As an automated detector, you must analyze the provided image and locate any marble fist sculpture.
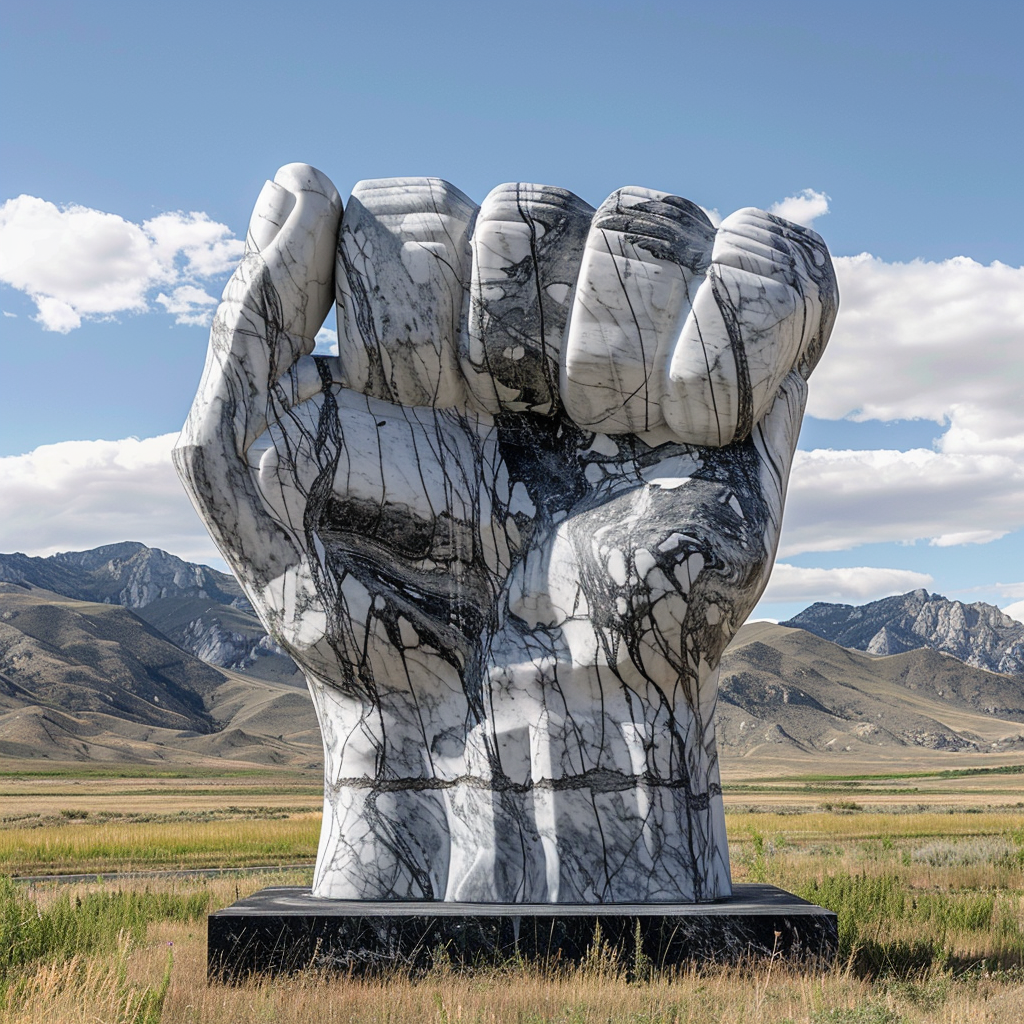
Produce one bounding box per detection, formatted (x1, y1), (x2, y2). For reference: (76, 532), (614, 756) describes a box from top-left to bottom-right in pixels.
(175, 164), (838, 903)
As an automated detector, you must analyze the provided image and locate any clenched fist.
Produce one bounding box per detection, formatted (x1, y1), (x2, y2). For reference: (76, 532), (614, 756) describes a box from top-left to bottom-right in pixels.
(175, 164), (837, 903)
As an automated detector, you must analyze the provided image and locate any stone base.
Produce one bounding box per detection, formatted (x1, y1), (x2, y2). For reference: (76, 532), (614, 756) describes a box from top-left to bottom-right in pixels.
(208, 885), (837, 979)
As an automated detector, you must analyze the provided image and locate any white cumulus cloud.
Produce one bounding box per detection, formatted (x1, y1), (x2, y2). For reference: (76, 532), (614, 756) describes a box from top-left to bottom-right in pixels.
(155, 285), (219, 327)
(1001, 601), (1024, 625)
(761, 564), (934, 604)
(313, 325), (339, 355)
(769, 189), (830, 228)
(808, 255), (1024, 453)
(0, 434), (220, 565)
(0, 195), (242, 332)
(774, 248), (1024, 563)
(780, 447), (1024, 556)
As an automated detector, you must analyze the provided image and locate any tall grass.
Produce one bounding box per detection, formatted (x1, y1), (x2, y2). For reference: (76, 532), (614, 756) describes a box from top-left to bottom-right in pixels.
(0, 876), (207, 979)
(0, 876), (203, 1024)
(4, 811), (1024, 1021)
(737, 824), (1024, 981)
(1, 941), (173, 1024)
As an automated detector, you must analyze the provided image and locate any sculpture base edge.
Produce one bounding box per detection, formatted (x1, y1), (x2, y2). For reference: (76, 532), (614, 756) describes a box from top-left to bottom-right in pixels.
(207, 884), (837, 979)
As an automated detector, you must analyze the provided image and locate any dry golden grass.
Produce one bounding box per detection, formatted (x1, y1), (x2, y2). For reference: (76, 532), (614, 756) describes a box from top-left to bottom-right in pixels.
(155, 940), (1024, 1024)
(6, 905), (1024, 1024)
(4, 804), (1023, 879)
(0, 814), (321, 875)
(0, 939), (170, 1024)
(730, 810), (1024, 841)
(3, 768), (1024, 1021)
(2, 845), (1024, 1023)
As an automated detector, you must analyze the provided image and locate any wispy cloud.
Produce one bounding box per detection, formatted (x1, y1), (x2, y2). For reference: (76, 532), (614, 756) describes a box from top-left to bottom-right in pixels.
(155, 285), (219, 326)
(0, 196), (242, 332)
(809, 255), (1024, 452)
(762, 564), (933, 604)
(781, 447), (1024, 556)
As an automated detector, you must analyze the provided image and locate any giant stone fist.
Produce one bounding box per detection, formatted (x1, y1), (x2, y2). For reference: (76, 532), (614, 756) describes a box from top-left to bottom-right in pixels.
(175, 164), (838, 903)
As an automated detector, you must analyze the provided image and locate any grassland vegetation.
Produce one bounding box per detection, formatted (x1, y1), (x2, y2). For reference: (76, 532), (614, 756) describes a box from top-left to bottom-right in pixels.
(1, 768), (1024, 1021)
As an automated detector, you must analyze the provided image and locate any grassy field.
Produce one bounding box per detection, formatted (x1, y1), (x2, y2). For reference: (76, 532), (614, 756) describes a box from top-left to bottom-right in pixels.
(2, 762), (1024, 1022)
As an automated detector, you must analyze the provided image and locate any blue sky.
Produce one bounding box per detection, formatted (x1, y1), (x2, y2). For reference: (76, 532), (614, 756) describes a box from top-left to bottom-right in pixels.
(1, 0), (1022, 622)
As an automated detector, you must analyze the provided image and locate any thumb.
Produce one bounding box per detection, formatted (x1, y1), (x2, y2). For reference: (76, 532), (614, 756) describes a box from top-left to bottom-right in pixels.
(223, 163), (342, 352)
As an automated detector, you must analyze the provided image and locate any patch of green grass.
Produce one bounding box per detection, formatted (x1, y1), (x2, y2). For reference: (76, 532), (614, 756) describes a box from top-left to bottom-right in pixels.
(794, 872), (1004, 976)
(0, 875), (207, 980)
(758, 764), (1024, 784)
(0, 877), (188, 1023)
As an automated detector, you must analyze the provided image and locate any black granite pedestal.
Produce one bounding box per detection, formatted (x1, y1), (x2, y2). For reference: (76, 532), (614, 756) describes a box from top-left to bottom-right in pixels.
(208, 885), (837, 979)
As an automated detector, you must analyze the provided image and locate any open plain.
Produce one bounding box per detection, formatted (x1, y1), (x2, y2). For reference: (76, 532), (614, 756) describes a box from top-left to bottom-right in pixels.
(2, 757), (1024, 1022)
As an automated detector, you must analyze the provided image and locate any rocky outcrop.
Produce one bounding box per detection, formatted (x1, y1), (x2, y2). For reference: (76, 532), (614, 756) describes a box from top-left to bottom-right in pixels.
(50, 542), (248, 610)
(783, 589), (1024, 675)
(178, 619), (286, 672)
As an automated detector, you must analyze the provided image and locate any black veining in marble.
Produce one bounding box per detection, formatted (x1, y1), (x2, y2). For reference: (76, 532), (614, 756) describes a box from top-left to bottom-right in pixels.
(175, 165), (838, 905)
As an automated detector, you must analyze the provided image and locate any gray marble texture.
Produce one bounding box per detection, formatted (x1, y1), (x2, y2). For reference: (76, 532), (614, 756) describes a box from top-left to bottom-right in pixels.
(175, 164), (838, 904)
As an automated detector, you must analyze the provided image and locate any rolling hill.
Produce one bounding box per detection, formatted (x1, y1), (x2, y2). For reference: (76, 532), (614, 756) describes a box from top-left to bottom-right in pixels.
(717, 621), (1024, 760)
(0, 582), (318, 765)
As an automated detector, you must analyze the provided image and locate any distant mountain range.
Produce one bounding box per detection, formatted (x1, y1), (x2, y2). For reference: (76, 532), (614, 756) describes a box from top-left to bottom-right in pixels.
(717, 621), (1024, 758)
(782, 589), (1024, 675)
(0, 543), (299, 683)
(1, 544), (1023, 766)
(0, 543), (312, 765)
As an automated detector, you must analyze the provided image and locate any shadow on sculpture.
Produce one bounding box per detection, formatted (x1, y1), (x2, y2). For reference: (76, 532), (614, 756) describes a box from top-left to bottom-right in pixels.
(175, 164), (839, 971)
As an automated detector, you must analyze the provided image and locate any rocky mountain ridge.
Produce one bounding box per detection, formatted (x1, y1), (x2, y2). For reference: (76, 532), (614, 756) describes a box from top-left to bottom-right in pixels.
(782, 589), (1024, 675)
(0, 542), (241, 609)
(0, 543), (297, 679)
(0, 582), (317, 765)
(0, 582), (221, 735)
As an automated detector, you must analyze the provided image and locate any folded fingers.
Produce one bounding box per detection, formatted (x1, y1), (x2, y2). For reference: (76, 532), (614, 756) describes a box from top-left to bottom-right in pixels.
(334, 177), (478, 408)
(462, 183), (593, 415)
(560, 187), (715, 434)
(328, 178), (837, 446)
(662, 209), (838, 445)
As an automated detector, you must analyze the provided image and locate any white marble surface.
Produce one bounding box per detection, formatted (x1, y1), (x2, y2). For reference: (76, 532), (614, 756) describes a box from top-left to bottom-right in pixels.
(175, 165), (838, 903)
